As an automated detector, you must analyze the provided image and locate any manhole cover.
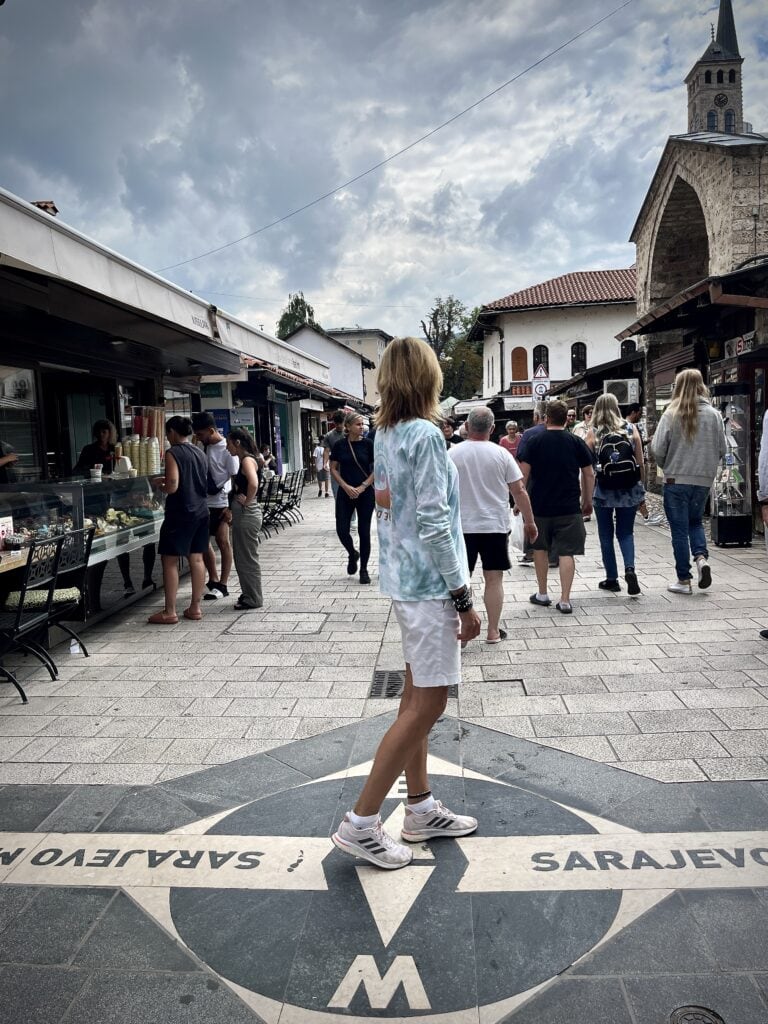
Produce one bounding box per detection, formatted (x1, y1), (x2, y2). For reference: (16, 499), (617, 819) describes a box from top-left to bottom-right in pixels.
(670, 1008), (725, 1024)
(370, 670), (458, 699)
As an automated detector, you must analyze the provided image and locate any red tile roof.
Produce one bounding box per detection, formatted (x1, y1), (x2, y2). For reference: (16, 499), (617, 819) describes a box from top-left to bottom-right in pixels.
(484, 268), (636, 312)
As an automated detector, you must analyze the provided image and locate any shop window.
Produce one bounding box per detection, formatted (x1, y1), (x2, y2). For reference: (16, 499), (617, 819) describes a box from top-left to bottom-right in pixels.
(716, 69), (724, 84)
(724, 109), (736, 133)
(571, 343), (587, 376)
(510, 347), (528, 382)
(532, 345), (549, 375)
(620, 339), (637, 357)
(704, 70), (712, 84)
(707, 110), (717, 131)
(729, 69), (736, 84)
(0, 366), (41, 482)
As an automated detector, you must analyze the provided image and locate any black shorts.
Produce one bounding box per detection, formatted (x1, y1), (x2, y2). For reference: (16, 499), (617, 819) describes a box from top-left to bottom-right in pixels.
(463, 532), (511, 573)
(158, 514), (210, 557)
(532, 514), (586, 557)
(209, 507), (229, 535)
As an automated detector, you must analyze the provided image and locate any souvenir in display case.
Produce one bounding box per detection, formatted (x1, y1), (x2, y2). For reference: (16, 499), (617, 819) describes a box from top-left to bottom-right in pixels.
(0, 475), (165, 564)
(711, 381), (753, 546)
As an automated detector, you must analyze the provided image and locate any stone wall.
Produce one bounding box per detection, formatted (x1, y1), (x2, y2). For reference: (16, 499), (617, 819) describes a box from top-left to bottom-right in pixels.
(633, 139), (768, 315)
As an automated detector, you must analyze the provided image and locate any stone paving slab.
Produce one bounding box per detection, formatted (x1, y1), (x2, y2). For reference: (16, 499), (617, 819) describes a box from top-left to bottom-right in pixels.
(1, 494), (768, 792)
(0, 716), (767, 1022)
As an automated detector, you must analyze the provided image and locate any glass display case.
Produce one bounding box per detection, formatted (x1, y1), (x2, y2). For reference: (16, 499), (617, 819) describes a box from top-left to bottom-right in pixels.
(0, 476), (165, 565)
(711, 382), (753, 546)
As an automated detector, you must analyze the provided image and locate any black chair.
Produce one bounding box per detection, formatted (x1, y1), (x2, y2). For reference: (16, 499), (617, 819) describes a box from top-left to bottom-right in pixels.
(47, 526), (96, 659)
(0, 536), (65, 704)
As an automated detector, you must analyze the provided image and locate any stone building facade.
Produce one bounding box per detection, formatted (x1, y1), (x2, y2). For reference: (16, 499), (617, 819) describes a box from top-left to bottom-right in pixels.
(631, 135), (768, 316)
(621, 0), (768, 492)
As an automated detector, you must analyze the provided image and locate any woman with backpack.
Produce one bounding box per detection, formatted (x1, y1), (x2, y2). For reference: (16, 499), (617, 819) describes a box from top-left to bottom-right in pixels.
(586, 393), (645, 595)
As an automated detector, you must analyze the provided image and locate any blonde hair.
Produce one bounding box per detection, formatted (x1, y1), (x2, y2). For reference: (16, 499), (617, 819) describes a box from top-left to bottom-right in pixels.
(666, 368), (708, 442)
(376, 337), (443, 428)
(591, 393), (624, 436)
(343, 411), (363, 430)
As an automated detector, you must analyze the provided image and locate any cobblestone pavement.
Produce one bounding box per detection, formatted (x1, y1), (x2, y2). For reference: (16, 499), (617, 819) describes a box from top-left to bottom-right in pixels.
(1, 489), (768, 785)
(2, 488), (768, 1024)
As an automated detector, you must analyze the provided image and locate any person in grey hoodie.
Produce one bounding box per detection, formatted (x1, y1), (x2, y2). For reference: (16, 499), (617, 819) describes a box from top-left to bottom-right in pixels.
(652, 369), (726, 594)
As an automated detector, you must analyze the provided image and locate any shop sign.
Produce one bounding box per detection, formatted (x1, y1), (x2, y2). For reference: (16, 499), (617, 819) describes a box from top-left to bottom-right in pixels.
(200, 383), (223, 398)
(230, 407), (256, 438)
(209, 408), (231, 435)
(724, 331), (756, 359)
(503, 396), (533, 411)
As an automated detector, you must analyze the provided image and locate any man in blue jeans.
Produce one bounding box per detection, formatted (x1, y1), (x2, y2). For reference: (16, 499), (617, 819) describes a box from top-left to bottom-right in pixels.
(651, 371), (726, 594)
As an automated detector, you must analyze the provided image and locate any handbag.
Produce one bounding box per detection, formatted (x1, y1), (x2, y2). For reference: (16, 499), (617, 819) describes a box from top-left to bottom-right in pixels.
(346, 439), (370, 495)
(509, 511), (526, 552)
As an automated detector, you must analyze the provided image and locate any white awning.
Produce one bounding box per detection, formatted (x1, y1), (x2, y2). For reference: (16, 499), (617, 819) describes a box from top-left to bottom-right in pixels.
(452, 398), (490, 415)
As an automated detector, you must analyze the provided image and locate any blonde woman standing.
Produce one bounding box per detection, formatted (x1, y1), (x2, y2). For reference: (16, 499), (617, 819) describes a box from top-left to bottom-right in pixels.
(586, 394), (644, 595)
(329, 412), (375, 584)
(652, 369), (726, 594)
(332, 337), (481, 871)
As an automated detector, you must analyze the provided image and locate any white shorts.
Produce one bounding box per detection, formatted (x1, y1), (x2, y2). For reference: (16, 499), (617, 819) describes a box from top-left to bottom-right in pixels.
(392, 598), (461, 688)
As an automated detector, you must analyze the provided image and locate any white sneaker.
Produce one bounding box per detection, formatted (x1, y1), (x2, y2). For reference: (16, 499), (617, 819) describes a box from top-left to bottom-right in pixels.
(696, 558), (712, 590)
(667, 580), (692, 595)
(401, 800), (478, 843)
(332, 814), (413, 870)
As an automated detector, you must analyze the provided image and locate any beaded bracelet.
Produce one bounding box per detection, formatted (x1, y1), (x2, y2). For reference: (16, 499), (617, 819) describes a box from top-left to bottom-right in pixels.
(451, 586), (474, 613)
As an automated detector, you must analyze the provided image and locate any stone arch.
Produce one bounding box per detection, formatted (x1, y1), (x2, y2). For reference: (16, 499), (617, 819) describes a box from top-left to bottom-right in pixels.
(648, 175), (710, 307)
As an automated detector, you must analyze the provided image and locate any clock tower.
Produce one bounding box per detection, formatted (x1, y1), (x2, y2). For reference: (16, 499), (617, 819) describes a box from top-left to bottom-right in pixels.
(685, 0), (744, 134)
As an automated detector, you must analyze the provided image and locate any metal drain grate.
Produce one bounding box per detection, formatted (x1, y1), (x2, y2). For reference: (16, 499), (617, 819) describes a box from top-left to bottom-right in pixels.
(370, 670), (458, 699)
(670, 1008), (725, 1024)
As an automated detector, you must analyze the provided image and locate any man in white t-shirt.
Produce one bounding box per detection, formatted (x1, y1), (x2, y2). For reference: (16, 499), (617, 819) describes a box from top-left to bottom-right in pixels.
(449, 406), (537, 643)
(191, 412), (239, 600)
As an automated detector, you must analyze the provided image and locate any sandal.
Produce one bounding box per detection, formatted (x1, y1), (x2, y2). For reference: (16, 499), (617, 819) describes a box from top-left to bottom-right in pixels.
(183, 608), (202, 621)
(529, 594), (551, 607)
(485, 628), (508, 645)
(147, 611), (179, 625)
(555, 602), (573, 614)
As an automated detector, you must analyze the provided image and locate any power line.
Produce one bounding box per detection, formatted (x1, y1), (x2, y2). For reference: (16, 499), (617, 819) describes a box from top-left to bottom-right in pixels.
(157, 0), (634, 273)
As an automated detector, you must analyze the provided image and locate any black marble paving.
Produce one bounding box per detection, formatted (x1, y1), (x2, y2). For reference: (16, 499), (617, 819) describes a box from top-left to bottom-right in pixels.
(0, 714), (767, 1023)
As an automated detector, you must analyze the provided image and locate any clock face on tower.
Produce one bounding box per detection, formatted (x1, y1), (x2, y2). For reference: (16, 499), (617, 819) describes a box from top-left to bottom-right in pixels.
(715, 93), (729, 107)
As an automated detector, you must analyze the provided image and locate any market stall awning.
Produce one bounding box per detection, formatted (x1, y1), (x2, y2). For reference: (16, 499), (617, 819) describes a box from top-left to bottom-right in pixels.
(0, 187), (240, 377)
(616, 260), (768, 342)
(243, 356), (370, 410)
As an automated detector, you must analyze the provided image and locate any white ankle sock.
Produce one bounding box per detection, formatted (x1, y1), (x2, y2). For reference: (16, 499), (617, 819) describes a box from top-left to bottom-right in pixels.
(406, 795), (437, 814)
(537, 593), (548, 601)
(349, 810), (377, 829)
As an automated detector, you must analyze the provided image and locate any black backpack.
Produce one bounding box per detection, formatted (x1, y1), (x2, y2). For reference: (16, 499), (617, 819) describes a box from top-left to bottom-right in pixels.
(596, 427), (640, 490)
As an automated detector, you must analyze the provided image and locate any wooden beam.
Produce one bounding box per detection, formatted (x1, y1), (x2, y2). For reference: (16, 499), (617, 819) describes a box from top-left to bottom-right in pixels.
(709, 282), (768, 308)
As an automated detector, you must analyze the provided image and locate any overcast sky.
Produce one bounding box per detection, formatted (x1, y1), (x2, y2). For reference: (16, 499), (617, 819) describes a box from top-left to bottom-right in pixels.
(1, 0), (766, 338)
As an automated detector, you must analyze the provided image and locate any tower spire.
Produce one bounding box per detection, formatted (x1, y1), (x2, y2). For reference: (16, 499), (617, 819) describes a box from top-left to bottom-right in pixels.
(715, 0), (740, 59)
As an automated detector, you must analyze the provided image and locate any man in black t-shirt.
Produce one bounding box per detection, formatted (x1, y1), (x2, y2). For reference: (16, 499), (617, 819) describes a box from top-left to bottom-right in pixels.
(518, 400), (594, 614)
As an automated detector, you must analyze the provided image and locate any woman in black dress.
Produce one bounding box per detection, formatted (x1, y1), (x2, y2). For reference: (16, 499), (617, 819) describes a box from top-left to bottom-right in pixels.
(148, 416), (209, 624)
(330, 412), (374, 584)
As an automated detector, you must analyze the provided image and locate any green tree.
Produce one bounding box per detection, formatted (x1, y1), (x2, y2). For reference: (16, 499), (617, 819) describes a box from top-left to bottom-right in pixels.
(440, 335), (483, 400)
(276, 291), (319, 339)
(419, 297), (483, 399)
(420, 295), (468, 362)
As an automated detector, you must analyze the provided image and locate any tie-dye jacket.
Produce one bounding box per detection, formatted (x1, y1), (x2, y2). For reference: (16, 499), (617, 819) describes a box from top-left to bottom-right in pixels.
(374, 419), (469, 601)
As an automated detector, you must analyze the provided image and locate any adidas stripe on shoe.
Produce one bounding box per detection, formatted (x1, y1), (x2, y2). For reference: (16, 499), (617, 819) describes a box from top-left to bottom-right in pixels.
(401, 800), (478, 843)
(332, 814), (412, 869)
